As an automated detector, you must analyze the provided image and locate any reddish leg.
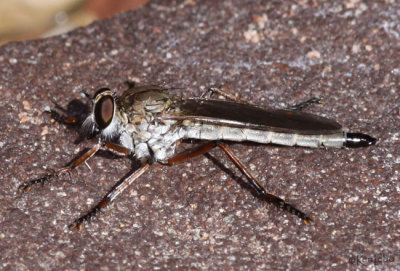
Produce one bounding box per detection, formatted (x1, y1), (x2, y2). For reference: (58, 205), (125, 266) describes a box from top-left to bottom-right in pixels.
(218, 143), (312, 224)
(69, 163), (150, 230)
(202, 86), (323, 112)
(71, 143), (217, 230)
(167, 141), (217, 165)
(19, 142), (103, 192)
(20, 141), (132, 192)
(47, 109), (79, 125)
(200, 86), (249, 104)
(167, 141), (312, 224)
(19, 141), (139, 230)
(23, 94), (151, 229)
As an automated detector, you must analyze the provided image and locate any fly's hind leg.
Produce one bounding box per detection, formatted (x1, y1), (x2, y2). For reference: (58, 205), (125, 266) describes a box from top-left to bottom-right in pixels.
(218, 143), (312, 224)
(167, 141), (311, 224)
(290, 97), (324, 110)
(201, 86), (249, 104)
(203, 86), (323, 111)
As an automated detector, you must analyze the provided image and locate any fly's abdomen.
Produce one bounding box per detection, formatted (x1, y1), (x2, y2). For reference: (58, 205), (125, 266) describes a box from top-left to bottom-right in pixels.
(184, 124), (345, 148)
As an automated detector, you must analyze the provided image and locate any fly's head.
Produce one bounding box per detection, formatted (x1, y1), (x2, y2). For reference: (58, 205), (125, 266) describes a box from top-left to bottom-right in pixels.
(82, 88), (121, 140)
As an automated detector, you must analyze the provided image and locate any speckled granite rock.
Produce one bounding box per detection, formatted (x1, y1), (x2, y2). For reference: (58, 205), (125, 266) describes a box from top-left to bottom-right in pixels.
(1, 0), (399, 270)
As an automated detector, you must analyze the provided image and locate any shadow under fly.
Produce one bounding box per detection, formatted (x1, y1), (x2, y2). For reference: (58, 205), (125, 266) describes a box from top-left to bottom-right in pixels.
(19, 84), (377, 230)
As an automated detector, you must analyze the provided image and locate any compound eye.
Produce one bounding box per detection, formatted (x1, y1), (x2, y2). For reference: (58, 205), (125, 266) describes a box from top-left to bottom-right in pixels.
(94, 95), (114, 129)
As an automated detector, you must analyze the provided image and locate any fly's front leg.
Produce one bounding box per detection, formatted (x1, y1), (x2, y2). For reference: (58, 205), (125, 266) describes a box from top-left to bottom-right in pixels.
(19, 142), (103, 192)
(290, 97), (324, 110)
(20, 140), (135, 229)
(69, 163), (150, 231)
(47, 109), (80, 125)
(19, 142), (131, 192)
(217, 143), (312, 224)
(70, 142), (217, 230)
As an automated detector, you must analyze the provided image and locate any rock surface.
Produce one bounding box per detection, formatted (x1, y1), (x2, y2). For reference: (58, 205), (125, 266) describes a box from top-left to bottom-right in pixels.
(1, 0), (399, 270)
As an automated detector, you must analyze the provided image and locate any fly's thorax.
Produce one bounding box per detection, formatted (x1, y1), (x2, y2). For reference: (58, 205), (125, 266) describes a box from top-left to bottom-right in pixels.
(145, 120), (184, 162)
(115, 86), (180, 155)
(118, 87), (174, 115)
(129, 117), (179, 144)
(115, 106), (183, 162)
(134, 118), (183, 162)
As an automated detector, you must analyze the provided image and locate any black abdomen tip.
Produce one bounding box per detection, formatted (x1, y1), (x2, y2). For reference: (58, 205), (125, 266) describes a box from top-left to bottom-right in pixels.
(345, 133), (377, 148)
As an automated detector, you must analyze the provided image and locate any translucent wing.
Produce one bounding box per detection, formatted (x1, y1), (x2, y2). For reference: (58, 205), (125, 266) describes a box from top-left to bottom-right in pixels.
(163, 98), (342, 135)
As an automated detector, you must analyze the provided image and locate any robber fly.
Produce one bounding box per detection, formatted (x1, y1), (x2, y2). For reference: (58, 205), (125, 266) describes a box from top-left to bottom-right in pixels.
(20, 84), (377, 230)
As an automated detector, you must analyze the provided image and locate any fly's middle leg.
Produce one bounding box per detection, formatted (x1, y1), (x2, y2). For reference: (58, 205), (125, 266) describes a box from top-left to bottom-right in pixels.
(167, 141), (217, 165)
(69, 163), (150, 231)
(19, 141), (134, 229)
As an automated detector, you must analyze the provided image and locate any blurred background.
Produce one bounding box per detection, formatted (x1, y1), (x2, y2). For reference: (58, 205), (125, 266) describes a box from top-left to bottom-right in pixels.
(0, 0), (151, 44)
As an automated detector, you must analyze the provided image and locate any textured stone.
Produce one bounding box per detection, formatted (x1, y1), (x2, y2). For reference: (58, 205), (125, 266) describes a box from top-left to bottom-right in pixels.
(1, 0), (399, 270)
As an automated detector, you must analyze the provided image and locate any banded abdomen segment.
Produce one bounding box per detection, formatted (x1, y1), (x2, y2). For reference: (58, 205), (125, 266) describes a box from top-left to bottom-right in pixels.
(183, 123), (345, 148)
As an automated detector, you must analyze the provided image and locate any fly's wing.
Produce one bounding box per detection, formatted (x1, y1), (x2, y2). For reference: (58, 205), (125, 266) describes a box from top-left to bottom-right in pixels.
(163, 98), (342, 135)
